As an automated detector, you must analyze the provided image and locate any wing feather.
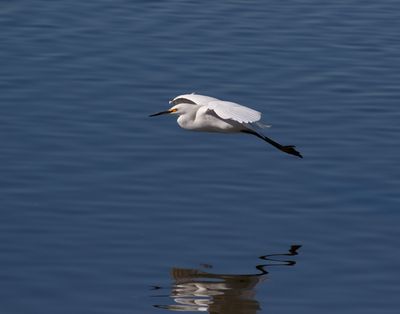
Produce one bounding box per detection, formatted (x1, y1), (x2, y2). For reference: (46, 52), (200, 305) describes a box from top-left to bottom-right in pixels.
(205, 100), (261, 123)
(171, 94), (219, 105)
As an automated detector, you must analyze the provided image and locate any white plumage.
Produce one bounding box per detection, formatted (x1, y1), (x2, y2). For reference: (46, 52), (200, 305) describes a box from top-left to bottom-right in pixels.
(207, 101), (261, 123)
(150, 93), (302, 158)
(170, 93), (261, 123)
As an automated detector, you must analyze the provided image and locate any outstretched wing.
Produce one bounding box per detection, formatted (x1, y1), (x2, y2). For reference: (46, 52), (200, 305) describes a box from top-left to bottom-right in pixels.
(170, 93), (219, 106)
(205, 100), (262, 123)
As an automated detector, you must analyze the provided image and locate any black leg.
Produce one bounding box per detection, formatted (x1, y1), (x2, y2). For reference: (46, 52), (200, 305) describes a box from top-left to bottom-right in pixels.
(241, 129), (303, 158)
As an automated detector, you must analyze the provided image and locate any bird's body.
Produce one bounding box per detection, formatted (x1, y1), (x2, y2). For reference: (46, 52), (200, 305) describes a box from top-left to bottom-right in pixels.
(150, 93), (302, 158)
(177, 104), (244, 133)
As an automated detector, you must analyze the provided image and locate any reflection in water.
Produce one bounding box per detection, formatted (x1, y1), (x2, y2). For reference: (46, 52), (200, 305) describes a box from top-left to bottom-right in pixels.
(153, 245), (301, 313)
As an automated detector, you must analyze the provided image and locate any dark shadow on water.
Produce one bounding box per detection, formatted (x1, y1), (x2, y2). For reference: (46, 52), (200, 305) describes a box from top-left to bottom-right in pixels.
(152, 245), (301, 313)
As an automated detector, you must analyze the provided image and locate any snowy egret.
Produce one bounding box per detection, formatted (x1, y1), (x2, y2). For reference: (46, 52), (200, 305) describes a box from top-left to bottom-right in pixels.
(149, 93), (302, 158)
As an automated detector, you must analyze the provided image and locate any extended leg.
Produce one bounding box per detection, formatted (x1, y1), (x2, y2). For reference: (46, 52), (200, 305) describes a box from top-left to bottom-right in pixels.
(241, 129), (303, 158)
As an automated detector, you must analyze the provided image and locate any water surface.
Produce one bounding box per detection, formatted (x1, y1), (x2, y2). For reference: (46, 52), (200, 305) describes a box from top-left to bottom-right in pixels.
(0, 1), (399, 313)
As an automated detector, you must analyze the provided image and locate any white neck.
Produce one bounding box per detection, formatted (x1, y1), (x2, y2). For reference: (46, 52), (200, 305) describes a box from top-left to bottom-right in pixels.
(177, 111), (196, 130)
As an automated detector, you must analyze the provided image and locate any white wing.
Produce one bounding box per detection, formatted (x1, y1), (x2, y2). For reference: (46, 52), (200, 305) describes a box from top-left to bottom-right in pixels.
(170, 93), (219, 105)
(205, 100), (262, 123)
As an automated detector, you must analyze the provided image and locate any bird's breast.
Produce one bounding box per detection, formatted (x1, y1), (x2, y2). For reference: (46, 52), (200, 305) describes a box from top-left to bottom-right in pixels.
(177, 111), (244, 133)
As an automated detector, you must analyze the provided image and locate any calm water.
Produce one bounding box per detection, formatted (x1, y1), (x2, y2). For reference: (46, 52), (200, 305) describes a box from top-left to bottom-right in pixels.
(1, 1), (399, 313)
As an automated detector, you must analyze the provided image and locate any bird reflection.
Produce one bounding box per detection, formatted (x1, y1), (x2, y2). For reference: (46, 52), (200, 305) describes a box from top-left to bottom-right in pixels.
(153, 245), (301, 313)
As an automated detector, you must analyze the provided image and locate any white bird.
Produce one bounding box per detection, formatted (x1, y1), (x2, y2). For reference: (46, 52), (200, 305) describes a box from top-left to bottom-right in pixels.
(149, 93), (302, 158)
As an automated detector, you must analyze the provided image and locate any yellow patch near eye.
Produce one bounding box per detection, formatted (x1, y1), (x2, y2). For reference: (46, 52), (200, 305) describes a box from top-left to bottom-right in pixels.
(170, 108), (178, 113)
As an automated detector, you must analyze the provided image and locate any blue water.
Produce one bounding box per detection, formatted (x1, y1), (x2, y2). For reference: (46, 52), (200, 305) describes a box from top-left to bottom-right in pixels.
(1, 1), (399, 313)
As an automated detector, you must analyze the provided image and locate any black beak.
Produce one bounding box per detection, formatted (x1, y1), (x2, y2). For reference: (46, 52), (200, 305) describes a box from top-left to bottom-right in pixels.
(149, 110), (171, 117)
